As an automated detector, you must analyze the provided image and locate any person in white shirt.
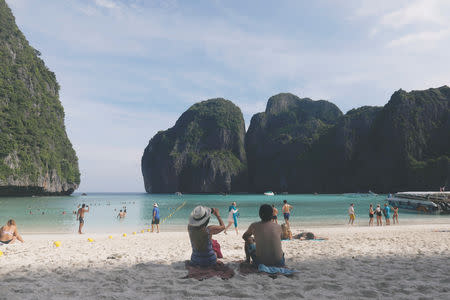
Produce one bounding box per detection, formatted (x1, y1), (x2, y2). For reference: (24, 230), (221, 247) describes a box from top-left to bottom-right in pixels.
(348, 203), (355, 225)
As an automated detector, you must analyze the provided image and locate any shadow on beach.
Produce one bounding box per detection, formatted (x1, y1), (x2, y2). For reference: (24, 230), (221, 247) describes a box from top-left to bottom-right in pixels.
(1, 254), (449, 300)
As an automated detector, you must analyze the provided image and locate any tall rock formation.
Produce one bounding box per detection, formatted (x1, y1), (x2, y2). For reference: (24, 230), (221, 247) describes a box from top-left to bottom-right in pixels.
(296, 86), (450, 193)
(245, 93), (342, 192)
(141, 98), (247, 193)
(0, 0), (80, 195)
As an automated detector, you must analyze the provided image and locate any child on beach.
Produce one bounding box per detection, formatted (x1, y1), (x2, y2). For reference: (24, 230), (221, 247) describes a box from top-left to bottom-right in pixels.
(281, 223), (292, 240)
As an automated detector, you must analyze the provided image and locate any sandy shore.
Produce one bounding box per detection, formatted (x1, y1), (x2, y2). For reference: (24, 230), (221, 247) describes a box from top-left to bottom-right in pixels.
(0, 224), (449, 299)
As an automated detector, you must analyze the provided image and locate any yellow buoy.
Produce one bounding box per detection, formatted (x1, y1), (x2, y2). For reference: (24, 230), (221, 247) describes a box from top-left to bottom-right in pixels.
(0, 250), (3, 256)
(141, 230), (144, 233)
(123, 233), (127, 237)
(87, 238), (94, 242)
(132, 231), (136, 235)
(108, 235), (113, 239)
(54, 241), (61, 247)
(147, 229), (150, 232)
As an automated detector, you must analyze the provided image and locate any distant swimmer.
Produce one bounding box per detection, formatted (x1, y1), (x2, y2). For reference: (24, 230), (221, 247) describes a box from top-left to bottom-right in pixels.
(282, 200), (293, 228)
(348, 203), (355, 225)
(77, 204), (89, 234)
(272, 204), (278, 224)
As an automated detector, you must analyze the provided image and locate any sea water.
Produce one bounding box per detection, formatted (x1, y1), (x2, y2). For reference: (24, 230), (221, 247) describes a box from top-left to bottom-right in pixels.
(0, 193), (449, 234)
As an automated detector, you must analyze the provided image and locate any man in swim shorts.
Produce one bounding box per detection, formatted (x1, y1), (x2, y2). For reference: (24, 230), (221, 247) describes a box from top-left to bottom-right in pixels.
(272, 204), (278, 224)
(77, 204), (89, 234)
(282, 200), (293, 228)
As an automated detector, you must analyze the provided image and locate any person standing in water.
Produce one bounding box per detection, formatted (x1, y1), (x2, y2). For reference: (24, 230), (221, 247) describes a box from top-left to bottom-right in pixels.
(151, 203), (160, 233)
(77, 204), (89, 234)
(393, 206), (399, 224)
(384, 203), (391, 226)
(224, 202), (239, 235)
(272, 204), (278, 224)
(282, 200), (293, 228)
(369, 204), (374, 226)
(375, 204), (383, 226)
(348, 203), (355, 225)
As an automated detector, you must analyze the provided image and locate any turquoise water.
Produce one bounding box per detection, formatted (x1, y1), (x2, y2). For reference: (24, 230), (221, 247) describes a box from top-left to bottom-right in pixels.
(0, 193), (449, 233)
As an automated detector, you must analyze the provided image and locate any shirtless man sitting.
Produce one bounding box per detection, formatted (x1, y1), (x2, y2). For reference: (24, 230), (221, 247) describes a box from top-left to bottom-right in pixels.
(243, 204), (284, 266)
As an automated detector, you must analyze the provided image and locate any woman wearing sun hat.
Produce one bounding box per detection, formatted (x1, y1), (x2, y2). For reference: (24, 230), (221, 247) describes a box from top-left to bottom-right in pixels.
(188, 206), (225, 267)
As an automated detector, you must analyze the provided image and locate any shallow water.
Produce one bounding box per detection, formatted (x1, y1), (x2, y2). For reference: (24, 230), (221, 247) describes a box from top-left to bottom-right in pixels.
(0, 193), (449, 233)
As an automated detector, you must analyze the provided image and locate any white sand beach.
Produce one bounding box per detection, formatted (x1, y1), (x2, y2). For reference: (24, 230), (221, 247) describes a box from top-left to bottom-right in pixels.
(0, 224), (449, 299)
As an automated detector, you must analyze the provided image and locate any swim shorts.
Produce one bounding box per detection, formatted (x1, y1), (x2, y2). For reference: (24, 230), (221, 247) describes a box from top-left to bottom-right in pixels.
(272, 215), (278, 220)
(79, 217), (84, 224)
(152, 218), (160, 225)
(283, 213), (290, 220)
(350, 214), (355, 220)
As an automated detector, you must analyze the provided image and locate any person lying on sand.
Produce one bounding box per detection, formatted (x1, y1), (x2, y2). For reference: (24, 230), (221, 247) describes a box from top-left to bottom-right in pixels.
(188, 206), (225, 267)
(0, 219), (24, 244)
(293, 232), (328, 240)
(243, 204), (285, 266)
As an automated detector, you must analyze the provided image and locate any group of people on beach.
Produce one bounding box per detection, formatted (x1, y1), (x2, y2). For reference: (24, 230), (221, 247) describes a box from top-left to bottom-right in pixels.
(348, 203), (399, 226)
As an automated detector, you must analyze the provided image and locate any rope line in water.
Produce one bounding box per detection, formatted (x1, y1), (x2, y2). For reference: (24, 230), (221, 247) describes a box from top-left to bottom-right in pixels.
(161, 201), (187, 224)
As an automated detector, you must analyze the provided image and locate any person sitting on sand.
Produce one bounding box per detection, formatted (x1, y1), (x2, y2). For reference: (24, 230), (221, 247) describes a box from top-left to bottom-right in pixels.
(243, 204), (285, 266)
(281, 223), (292, 240)
(0, 219), (24, 244)
(188, 206), (225, 267)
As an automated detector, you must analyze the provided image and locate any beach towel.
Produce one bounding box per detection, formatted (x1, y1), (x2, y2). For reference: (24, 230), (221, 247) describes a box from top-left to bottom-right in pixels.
(238, 261), (297, 277)
(184, 260), (234, 280)
(211, 239), (223, 259)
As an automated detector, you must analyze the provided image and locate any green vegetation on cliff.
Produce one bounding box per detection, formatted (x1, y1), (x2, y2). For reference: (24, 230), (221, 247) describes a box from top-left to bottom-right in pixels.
(142, 98), (247, 193)
(0, 0), (79, 195)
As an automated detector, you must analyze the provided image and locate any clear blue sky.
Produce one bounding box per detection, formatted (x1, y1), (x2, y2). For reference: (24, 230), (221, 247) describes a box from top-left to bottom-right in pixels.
(7, 0), (450, 192)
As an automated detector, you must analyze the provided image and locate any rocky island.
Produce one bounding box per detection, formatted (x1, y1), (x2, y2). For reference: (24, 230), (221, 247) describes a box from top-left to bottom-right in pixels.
(0, 0), (80, 195)
(142, 87), (449, 194)
(141, 98), (247, 193)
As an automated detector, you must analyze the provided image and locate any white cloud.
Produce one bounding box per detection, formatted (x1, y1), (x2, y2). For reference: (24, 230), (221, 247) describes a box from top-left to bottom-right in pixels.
(94, 0), (119, 10)
(387, 29), (450, 48)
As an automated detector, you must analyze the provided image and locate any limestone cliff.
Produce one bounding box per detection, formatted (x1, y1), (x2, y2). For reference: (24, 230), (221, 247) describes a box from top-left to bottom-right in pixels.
(245, 93), (342, 192)
(141, 98), (247, 193)
(0, 0), (80, 195)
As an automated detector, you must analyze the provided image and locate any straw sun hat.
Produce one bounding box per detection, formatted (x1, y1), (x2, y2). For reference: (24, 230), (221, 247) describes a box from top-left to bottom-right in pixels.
(188, 206), (211, 227)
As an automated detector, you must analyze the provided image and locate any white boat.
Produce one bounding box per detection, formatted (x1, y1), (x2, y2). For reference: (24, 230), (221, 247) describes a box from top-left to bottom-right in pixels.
(264, 191), (274, 196)
(387, 191), (450, 213)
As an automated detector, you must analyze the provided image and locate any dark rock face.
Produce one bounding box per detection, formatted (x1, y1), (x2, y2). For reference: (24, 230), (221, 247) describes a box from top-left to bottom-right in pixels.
(245, 93), (342, 192)
(295, 87), (450, 193)
(0, 0), (80, 196)
(141, 99), (247, 193)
